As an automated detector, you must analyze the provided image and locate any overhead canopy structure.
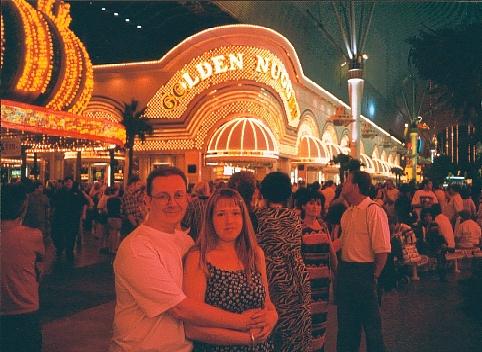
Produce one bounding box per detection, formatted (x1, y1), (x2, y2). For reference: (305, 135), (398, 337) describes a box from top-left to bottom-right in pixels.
(205, 117), (279, 163)
(326, 143), (350, 160)
(360, 153), (375, 173)
(294, 135), (330, 165)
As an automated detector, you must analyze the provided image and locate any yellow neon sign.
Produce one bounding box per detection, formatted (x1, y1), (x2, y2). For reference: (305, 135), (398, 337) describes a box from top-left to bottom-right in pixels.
(146, 46), (300, 123)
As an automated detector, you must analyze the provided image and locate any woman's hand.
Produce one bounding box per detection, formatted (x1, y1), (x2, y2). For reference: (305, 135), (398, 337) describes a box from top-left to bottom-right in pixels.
(249, 307), (278, 341)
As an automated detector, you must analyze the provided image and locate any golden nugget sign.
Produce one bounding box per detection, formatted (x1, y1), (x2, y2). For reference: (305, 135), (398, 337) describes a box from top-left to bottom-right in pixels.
(146, 46), (300, 122)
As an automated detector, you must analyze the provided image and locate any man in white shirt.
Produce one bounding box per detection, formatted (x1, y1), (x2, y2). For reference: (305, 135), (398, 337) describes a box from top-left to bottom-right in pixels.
(455, 210), (481, 248)
(411, 180), (438, 220)
(444, 184), (464, 227)
(432, 204), (455, 249)
(337, 171), (391, 352)
(110, 166), (265, 351)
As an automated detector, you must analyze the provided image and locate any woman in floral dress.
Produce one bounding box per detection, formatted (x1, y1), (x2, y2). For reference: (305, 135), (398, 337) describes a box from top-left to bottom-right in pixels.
(183, 188), (277, 351)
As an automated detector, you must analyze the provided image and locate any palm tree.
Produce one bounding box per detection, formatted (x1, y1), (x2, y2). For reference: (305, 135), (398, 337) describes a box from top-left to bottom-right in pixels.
(121, 100), (153, 181)
(390, 167), (404, 186)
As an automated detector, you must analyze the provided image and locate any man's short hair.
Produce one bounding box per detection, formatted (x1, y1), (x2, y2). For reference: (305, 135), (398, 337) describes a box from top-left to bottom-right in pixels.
(350, 170), (372, 196)
(1, 184), (27, 220)
(127, 175), (140, 186)
(146, 166), (187, 196)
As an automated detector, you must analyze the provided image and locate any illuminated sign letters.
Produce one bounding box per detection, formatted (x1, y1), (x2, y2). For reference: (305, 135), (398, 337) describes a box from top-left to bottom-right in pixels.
(147, 46), (300, 122)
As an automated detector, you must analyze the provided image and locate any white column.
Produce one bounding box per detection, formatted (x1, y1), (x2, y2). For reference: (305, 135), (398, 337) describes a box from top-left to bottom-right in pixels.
(348, 69), (364, 160)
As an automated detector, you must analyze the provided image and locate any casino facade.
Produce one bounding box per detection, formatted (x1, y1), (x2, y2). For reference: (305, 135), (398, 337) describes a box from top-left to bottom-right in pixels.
(87, 24), (404, 184)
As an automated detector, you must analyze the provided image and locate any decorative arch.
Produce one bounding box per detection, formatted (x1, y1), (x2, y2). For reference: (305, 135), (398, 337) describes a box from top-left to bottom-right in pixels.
(340, 134), (350, 147)
(297, 110), (320, 138)
(388, 152), (395, 165)
(321, 123), (338, 145)
(360, 140), (365, 155)
(380, 150), (388, 162)
(372, 145), (381, 160)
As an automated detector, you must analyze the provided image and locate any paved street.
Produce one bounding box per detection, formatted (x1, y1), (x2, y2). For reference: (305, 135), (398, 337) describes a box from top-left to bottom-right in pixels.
(40, 233), (482, 352)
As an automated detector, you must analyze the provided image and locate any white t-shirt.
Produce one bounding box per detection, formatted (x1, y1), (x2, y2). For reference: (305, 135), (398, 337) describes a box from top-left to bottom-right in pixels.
(340, 197), (391, 262)
(412, 190), (438, 208)
(110, 225), (194, 352)
(435, 214), (455, 248)
(444, 193), (464, 224)
(455, 219), (481, 247)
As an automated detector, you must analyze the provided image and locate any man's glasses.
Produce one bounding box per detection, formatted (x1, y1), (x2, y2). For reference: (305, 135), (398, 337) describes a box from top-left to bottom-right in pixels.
(149, 191), (186, 204)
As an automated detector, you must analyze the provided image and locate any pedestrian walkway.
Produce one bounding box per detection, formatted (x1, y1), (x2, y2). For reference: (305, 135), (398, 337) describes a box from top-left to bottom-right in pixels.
(40, 233), (482, 352)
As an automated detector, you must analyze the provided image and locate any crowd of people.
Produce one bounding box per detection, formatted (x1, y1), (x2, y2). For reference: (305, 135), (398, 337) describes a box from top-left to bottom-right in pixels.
(1, 166), (481, 352)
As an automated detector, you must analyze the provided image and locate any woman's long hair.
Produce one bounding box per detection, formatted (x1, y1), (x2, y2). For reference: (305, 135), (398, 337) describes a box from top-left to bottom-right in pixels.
(196, 188), (259, 282)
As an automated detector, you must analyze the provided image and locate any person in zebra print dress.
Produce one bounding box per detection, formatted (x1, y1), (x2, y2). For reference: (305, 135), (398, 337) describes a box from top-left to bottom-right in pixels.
(255, 172), (312, 352)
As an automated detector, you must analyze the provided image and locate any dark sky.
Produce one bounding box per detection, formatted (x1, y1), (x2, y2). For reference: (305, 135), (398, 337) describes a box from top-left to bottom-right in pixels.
(68, 1), (238, 64)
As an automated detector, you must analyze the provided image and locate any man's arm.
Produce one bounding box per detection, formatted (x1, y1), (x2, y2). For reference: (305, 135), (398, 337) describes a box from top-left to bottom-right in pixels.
(368, 205), (391, 278)
(175, 250), (261, 332)
(374, 253), (388, 279)
(185, 326), (254, 345)
(169, 297), (257, 331)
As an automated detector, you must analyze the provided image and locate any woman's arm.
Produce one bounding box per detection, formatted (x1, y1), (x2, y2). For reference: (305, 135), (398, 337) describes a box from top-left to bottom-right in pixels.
(182, 250), (255, 343)
(254, 246), (278, 341)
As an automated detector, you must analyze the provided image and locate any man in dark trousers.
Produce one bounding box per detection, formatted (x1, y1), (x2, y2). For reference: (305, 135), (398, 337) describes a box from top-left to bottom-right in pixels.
(51, 176), (89, 261)
(337, 171), (391, 352)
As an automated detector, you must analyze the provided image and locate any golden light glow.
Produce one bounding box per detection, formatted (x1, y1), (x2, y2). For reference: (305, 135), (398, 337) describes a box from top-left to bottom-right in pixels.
(64, 151), (125, 161)
(13, 0), (53, 93)
(37, 0), (92, 113)
(2, 0), (92, 113)
(83, 99), (123, 123)
(134, 88), (295, 153)
(69, 35), (94, 114)
(1, 14), (4, 70)
(145, 46), (300, 124)
(1, 100), (126, 146)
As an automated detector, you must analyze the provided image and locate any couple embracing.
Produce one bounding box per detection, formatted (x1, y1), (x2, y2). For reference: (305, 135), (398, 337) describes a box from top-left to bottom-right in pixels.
(109, 166), (277, 352)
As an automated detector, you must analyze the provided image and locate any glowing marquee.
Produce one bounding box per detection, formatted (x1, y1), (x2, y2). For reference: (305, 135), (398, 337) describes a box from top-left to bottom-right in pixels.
(146, 46), (300, 123)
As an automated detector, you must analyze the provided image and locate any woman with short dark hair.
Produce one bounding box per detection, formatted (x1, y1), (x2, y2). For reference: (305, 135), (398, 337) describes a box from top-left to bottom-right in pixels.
(254, 172), (312, 352)
(298, 189), (337, 352)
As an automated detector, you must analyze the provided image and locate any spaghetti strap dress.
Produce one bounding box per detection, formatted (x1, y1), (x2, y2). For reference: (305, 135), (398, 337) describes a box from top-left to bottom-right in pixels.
(193, 262), (274, 352)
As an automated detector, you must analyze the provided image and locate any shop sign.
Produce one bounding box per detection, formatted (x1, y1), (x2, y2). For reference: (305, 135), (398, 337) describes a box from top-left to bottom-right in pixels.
(147, 46), (300, 123)
(0, 137), (21, 157)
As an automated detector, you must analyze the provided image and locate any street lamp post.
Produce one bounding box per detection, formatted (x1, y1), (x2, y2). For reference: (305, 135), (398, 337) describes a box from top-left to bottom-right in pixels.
(308, 1), (375, 160)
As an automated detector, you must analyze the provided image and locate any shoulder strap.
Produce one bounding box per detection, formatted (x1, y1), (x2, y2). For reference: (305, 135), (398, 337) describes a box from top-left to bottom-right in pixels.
(366, 201), (381, 233)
